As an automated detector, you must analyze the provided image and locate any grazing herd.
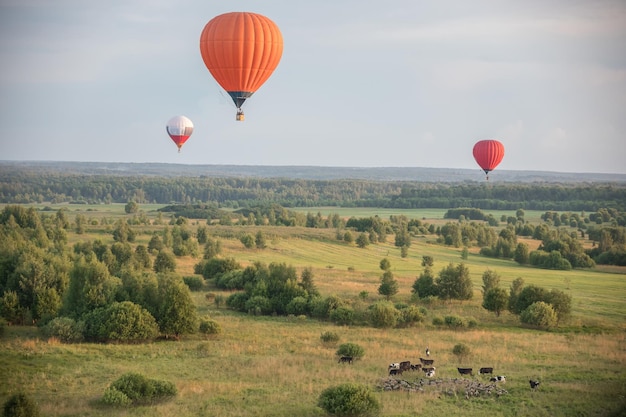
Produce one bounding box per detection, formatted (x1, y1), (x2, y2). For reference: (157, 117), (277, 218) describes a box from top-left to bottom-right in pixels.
(338, 347), (540, 390)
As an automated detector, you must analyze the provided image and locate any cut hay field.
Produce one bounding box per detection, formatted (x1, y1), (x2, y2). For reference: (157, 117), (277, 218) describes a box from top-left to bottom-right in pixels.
(1, 204), (625, 416)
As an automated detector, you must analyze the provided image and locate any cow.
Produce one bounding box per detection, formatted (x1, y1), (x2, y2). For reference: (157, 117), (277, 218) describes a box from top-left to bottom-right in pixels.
(338, 356), (353, 364)
(529, 380), (541, 390)
(422, 366), (435, 374)
(457, 367), (473, 376)
(388, 362), (400, 371)
(410, 364), (422, 371)
(479, 367), (494, 375)
(419, 358), (434, 366)
(399, 361), (411, 372)
(389, 368), (403, 376)
(425, 369), (435, 378)
(490, 375), (506, 383)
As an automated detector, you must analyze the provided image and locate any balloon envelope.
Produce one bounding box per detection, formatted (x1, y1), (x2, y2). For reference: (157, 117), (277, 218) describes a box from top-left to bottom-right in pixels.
(166, 116), (194, 152)
(199, 12), (283, 113)
(473, 140), (504, 177)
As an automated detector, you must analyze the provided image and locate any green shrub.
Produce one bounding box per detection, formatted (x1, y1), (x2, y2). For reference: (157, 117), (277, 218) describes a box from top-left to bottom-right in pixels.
(106, 373), (176, 405)
(444, 315), (466, 329)
(398, 305), (425, 327)
(336, 343), (364, 360)
(453, 343), (471, 360)
(320, 331), (340, 345)
(182, 276), (204, 291)
(330, 306), (355, 326)
(286, 296), (309, 316)
(101, 387), (132, 407)
(432, 316), (444, 326)
(83, 302), (159, 343)
(317, 383), (380, 416)
(43, 317), (84, 343)
(199, 317), (222, 336)
(520, 301), (558, 329)
(368, 301), (399, 328)
(2, 393), (40, 417)
(467, 317), (478, 328)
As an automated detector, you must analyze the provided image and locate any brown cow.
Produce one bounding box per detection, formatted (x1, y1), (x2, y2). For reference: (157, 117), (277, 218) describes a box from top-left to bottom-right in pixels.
(479, 367), (493, 375)
(419, 358), (434, 366)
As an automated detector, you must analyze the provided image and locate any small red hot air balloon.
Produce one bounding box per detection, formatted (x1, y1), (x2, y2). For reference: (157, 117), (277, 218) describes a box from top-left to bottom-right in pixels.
(199, 12), (283, 121)
(473, 140), (504, 180)
(166, 116), (194, 153)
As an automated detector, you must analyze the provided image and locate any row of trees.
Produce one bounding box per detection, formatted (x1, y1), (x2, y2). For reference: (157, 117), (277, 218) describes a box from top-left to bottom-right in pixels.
(2, 167), (624, 211)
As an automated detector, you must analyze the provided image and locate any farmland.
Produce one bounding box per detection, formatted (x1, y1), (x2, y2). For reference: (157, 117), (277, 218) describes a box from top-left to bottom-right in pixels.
(1, 202), (626, 416)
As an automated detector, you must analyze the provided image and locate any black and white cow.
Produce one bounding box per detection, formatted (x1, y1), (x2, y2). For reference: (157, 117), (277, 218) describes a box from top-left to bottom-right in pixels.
(490, 375), (506, 383)
(338, 356), (353, 364)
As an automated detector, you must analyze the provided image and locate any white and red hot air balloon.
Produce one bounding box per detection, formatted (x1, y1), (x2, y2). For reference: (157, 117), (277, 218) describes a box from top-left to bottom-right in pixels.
(166, 116), (194, 152)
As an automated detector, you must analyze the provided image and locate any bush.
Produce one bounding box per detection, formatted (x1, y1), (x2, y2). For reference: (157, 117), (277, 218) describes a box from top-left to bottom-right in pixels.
(520, 301), (558, 329)
(198, 317), (222, 336)
(330, 306), (355, 326)
(286, 296), (309, 316)
(398, 305), (425, 327)
(336, 343), (365, 360)
(317, 383), (380, 417)
(444, 315), (466, 329)
(43, 317), (84, 343)
(2, 393), (40, 417)
(105, 373), (176, 405)
(182, 276), (204, 291)
(432, 316), (444, 326)
(368, 301), (399, 328)
(320, 331), (340, 345)
(83, 302), (159, 343)
(453, 343), (471, 360)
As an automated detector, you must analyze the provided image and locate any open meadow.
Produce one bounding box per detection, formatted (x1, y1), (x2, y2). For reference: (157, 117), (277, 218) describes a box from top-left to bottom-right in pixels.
(1, 204), (626, 416)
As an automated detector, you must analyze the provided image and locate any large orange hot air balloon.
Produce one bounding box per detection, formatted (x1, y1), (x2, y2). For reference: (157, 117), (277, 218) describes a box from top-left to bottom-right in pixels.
(199, 12), (283, 121)
(473, 140), (505, 180)
(166, 116), (194, 153)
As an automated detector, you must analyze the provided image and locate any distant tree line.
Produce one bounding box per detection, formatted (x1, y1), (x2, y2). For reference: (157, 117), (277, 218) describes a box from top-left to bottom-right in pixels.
(1, 169), (625, 211)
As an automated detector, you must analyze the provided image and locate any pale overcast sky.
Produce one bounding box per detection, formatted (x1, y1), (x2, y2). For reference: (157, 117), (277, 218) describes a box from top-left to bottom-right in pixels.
(0, 0), (625, 174)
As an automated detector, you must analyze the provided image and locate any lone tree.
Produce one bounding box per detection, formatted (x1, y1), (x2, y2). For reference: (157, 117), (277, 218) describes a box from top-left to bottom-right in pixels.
(481, 269), (501, 294)
(378, 270), (398, 301)
(411, 266), (438, 299)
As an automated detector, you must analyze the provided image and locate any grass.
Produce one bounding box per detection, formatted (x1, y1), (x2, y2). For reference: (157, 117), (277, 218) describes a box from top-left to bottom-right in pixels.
(1, 204), (626, 416)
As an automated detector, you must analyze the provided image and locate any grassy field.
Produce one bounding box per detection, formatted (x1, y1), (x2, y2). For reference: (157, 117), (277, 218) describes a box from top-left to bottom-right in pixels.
(1, 203), (626, 416)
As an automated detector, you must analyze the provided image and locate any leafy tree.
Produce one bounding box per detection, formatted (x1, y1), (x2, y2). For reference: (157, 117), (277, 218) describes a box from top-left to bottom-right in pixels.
(411, 266), (438, 299)
(421, 256), (434, 267)
(520, 301), (558, 329)
(343, 231), (353, 244)
(508, 277), (525, 314)
(154, 274), (198, 338)
(452, 343), (471, 362)
(378, 270), (398, 300)
(196, 225), (208, 244)
(153, 250), (176, 273)
(513, 284), (549, 315)
(124, 201), (139, 214)
(461, 246), (469, 260)
(318, 383), (380, 417)
(148, 234), (164, 254)
(514, 242), (530, 264)
(255, 231), (267, 249)
(112, 220), (136, 243)
(300, 267), (319, 297)
(203, 237), (222, 259)
(546, 288), (572, 324)
(379, 258), (391, 271)
(335, 342), (365, 360)
(481, 269), (501, 294)
(356, 233), (369, 248)
(436, 263), (473, 301)
(482, 287), (509, 317)
(240, 233), (255, 248)
(64, 256), (121, 318)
